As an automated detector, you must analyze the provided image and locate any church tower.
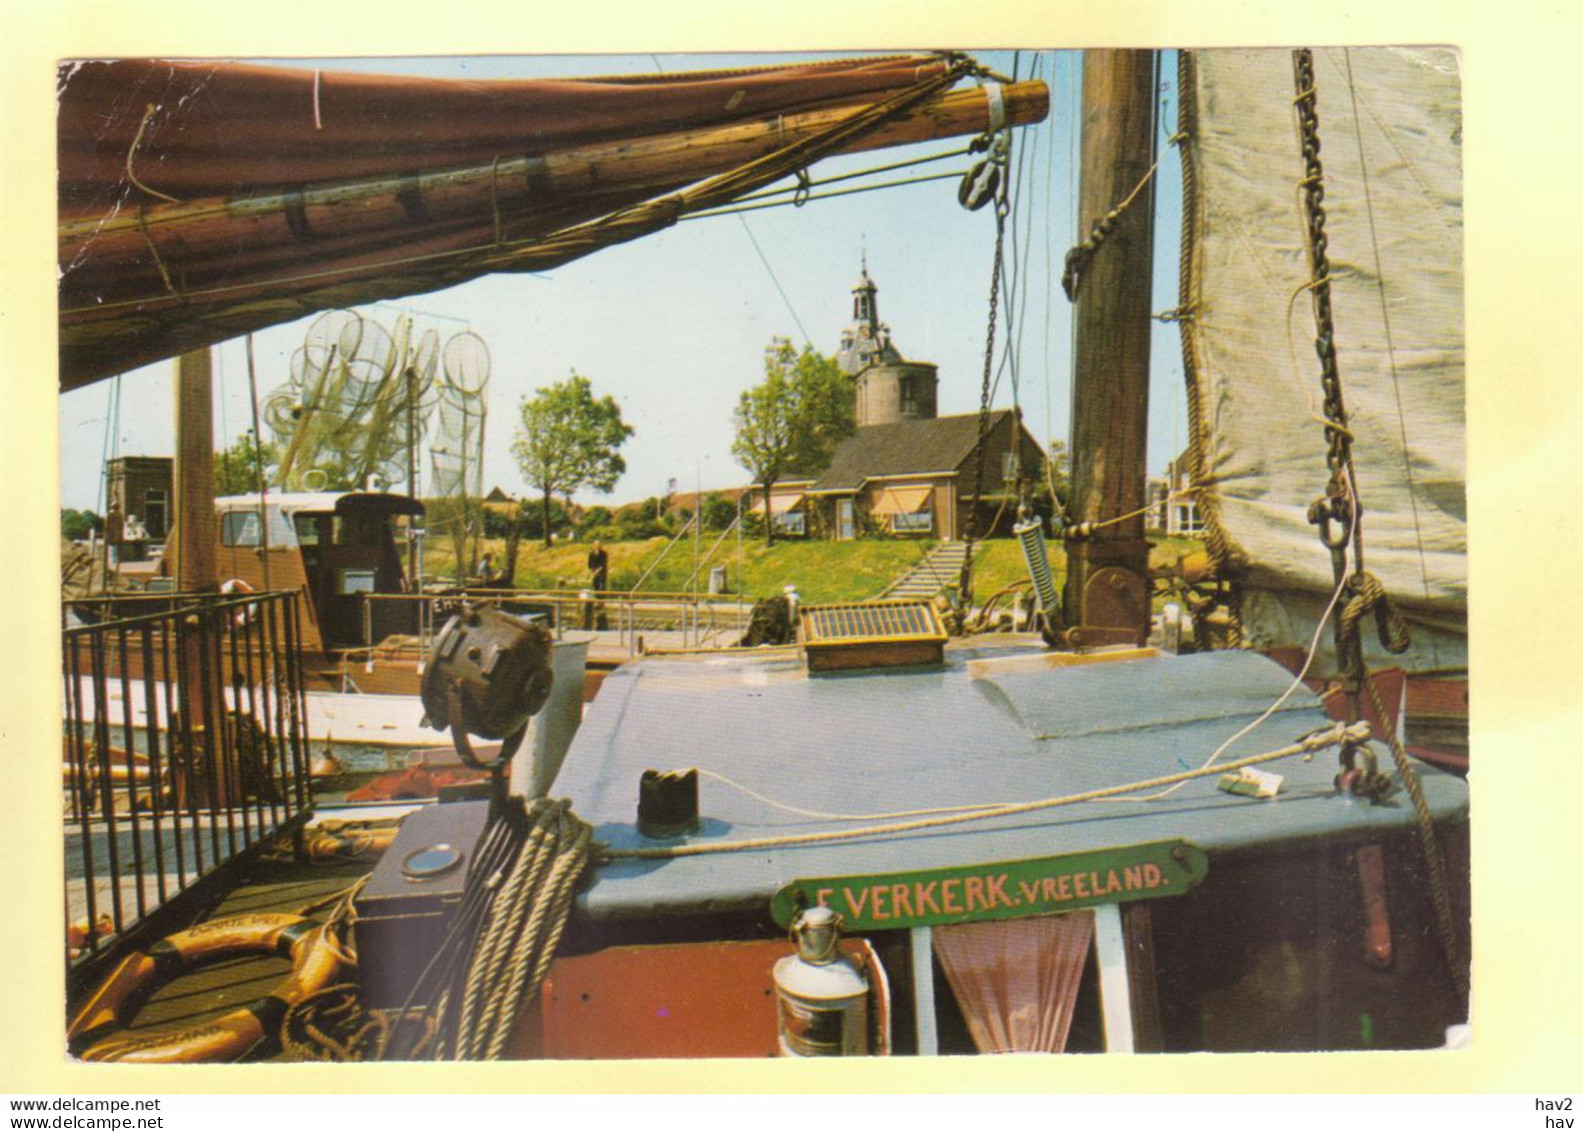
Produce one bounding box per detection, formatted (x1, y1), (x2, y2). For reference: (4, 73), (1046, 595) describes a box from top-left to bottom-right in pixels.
(835, 258), (938, 427)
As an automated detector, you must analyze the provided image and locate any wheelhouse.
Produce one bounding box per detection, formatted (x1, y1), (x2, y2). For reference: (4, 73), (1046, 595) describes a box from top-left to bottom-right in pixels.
(215, 492), (423, 651)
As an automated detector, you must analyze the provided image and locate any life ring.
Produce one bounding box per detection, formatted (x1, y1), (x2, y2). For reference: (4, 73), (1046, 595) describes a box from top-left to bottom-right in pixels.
(67, 912), (342, 1063)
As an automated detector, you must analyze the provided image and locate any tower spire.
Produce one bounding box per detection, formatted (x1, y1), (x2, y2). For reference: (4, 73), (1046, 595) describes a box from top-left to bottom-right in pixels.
(837, 257), (891, 377)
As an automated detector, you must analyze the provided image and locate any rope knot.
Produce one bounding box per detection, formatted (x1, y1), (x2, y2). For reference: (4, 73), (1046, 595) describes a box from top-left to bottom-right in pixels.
(1061, 244), (1091, 301)
(1339, 571), (1412, 658)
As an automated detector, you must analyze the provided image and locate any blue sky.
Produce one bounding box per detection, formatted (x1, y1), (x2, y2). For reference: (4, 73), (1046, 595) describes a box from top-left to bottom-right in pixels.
(57, 49), (1188, 512)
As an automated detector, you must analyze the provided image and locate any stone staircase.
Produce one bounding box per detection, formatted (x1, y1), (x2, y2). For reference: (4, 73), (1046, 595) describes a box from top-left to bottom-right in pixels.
(879, 541), (969, 601)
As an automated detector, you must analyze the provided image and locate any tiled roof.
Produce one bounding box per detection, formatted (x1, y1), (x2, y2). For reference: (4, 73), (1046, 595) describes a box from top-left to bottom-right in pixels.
(810, 410), (1015, 492)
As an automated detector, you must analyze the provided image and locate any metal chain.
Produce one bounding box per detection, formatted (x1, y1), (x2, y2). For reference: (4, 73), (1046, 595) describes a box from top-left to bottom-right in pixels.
(957, 139), (1010, 608)
(1292, 49), (1462, 1005)
(1293, 50), (1358, 580)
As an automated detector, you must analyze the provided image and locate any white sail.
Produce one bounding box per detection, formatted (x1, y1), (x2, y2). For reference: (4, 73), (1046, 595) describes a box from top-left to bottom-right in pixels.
(1181, 47), (1465, 672)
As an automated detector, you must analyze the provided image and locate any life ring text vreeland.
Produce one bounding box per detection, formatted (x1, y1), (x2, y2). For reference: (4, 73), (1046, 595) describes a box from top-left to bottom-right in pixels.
(67, 912), (341, 1063)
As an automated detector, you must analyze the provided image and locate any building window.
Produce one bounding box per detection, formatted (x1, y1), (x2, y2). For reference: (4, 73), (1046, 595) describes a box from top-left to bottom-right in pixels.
(773, 512), (806, 536)
(1002, 451), (1020, 486)
(221, 510), (263, 547)
(892, 510), (934, 534)
(143, 489), (168, 539)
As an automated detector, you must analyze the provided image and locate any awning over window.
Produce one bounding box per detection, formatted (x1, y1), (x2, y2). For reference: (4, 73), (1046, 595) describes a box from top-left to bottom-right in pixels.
(869, 485), (934, 516)
(758, 492), (806, 517)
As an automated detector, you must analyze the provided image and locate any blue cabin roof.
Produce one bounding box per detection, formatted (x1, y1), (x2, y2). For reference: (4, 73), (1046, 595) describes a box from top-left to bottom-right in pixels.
(555, 644), (1468, 920)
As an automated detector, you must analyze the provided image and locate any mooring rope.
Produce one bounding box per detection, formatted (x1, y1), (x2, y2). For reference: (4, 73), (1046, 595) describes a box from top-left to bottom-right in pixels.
(454, 800), (592, 1060)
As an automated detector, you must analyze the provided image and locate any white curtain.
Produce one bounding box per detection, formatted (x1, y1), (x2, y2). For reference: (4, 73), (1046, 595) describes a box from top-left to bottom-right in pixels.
(933, 911), (1094, 1053)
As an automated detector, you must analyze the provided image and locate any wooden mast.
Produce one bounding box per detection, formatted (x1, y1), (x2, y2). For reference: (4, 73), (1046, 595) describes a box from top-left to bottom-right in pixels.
(1062, 50), (1158, 648)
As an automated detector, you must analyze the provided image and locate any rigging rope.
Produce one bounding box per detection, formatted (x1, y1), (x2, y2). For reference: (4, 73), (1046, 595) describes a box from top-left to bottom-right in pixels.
(956, 122), (1012, 608)
(706, 145), (975, 207)
(1060, 140), (1177, 301)
(456, 800), (592, 1060)
(683, 169), (969, 221)
(1339, 47), (1435, 603)
(604, 722), (1367, 860)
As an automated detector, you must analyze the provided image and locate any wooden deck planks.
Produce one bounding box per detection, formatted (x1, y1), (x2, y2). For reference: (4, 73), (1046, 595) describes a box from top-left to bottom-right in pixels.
(125, 857), (373, 1041)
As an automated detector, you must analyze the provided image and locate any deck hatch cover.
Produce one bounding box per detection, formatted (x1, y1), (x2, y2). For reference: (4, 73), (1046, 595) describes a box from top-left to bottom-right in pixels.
(798, 599), (947, 672)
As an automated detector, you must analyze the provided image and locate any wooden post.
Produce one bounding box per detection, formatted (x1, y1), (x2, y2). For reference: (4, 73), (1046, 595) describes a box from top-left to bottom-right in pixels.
(173, 349), (217, 593)
(1121, 902), (1165, 1051)
(1062, 50), (1157, 648)
(407, 363), (420, 584)
(172, 348), (237, 807)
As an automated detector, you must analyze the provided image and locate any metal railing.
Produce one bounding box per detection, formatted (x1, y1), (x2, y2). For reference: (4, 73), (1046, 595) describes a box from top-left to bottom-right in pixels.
(61, 590), (311, 975)
(354, 588), (751, 659)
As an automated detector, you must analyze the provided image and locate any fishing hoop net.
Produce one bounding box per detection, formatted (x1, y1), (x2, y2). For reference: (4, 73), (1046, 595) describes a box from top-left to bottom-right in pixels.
(264, 311), (458, 494)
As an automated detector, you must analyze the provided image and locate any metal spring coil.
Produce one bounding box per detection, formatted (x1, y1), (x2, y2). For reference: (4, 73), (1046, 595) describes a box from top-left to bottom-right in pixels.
(1015, 515), (1059, 614)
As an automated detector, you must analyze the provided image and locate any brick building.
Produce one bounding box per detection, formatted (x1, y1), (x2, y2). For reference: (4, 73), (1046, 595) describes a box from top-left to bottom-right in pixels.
(105, 456), (173, 543)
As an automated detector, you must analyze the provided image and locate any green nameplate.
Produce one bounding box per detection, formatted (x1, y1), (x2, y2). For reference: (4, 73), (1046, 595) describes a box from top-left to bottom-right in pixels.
(770, 839), (1208, 930)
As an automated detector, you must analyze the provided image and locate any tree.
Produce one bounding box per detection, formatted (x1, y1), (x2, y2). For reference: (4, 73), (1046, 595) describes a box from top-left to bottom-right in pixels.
(214, 430), (281, 496)
(1044, 438), (1070, 509)
(699, 491), (737, 531)
(577, 505), (612, 536)
(731, 338), (853, 545)
(510, 374), (633, 549)
(61, 508), (103, 541)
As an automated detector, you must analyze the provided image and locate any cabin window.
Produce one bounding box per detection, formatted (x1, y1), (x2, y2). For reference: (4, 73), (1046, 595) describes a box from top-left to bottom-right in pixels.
(221, 510), (264, 547)
(337, 568), (377, 595)
(893, 510), (934, 534)
(293, 514), (323, 547)
(773, 512), (806, 536)
(333, 514), (389, 548)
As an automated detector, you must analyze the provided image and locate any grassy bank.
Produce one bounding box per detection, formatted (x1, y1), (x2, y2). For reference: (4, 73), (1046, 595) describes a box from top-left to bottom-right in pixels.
(426, 533), (1204, 607)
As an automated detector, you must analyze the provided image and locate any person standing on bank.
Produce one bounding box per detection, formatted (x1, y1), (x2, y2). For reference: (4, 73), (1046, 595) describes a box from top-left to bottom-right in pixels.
(477, 551), (503, 588)
(585, 540), (610, 630)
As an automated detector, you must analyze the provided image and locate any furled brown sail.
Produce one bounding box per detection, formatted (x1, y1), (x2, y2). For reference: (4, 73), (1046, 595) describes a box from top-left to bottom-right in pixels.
(58, 55), (1047, 388)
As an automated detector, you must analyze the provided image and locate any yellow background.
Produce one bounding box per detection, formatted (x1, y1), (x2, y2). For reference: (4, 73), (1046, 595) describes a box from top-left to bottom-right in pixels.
(4, 0), (1579, 1096)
